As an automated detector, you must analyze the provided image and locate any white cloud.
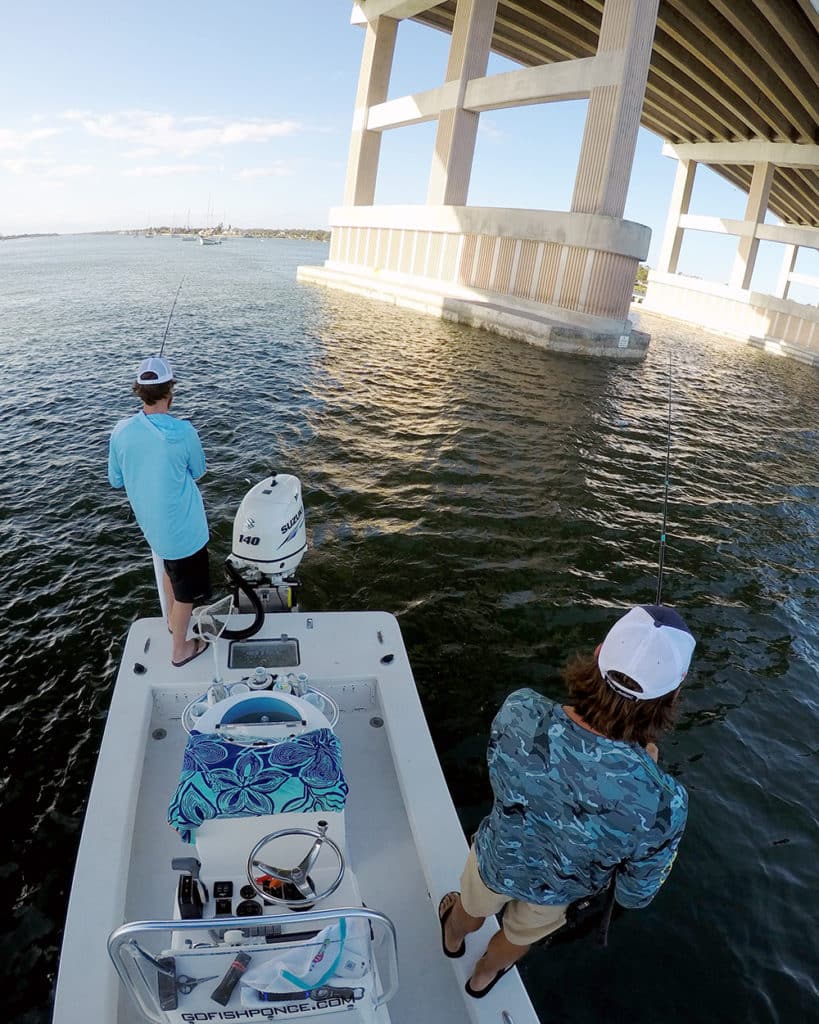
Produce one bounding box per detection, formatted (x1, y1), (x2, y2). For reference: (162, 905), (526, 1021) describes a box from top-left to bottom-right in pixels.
(123, 163), (205, 177)
(0, 127), (61, 152)
(1, 157), (55, 175)
(220, 122), (298, 144)
(123, 147), (161, 159)
(77, 111), (301, 157)
(47, 163), (95, 179)
(235, 164), (292, 179)
(478, 119), (504, 142)
(1, 157), (92, 179)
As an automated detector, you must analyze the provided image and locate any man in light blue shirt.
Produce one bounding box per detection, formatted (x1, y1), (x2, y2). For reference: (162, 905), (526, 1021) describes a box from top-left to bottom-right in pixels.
(108, 356), (211, 666)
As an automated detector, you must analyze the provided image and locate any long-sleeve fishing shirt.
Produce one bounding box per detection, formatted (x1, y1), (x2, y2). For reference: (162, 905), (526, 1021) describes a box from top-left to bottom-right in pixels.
(108, 411), (208, 560)
(473, 689), (688, 909)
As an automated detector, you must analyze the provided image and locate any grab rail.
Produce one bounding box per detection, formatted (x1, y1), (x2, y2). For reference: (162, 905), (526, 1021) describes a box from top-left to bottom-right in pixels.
(108, 907), (398, 1023)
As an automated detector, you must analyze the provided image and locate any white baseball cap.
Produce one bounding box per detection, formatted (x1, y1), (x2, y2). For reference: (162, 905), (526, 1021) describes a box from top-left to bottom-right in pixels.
(136, 355), (174, 385)
(598, 605), (695, 701)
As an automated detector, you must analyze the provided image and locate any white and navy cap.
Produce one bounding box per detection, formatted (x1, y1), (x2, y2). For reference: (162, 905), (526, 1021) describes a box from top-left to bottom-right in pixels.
(598, 605), (695, 701)
(135, 355), (174, 385)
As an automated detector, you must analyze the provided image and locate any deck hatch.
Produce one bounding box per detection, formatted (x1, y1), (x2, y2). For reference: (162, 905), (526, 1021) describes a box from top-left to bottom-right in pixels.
(228, 637), (300, 669)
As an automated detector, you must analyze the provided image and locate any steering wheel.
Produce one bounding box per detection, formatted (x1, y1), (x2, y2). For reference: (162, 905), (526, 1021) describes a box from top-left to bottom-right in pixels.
(247, 822), (345, 908)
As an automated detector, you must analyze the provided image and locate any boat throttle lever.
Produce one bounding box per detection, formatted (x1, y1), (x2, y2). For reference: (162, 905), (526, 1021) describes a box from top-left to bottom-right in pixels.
(172, 857), (207, 919)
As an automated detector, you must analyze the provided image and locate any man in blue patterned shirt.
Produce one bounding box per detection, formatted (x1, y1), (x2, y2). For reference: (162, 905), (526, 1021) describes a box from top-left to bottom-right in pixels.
(439, 605), (695, 999)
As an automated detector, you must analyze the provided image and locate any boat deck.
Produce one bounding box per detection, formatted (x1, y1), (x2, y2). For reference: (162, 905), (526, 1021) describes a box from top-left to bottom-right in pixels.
(54, 612), (539, 1024)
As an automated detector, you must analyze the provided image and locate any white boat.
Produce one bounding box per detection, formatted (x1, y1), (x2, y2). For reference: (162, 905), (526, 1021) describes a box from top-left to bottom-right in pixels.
(53, 474), (539, 1024)
(198, 234), (222, 246)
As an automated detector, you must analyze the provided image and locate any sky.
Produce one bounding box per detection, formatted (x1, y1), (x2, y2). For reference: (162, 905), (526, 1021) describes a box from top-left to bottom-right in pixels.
(1, 0), (816, 298)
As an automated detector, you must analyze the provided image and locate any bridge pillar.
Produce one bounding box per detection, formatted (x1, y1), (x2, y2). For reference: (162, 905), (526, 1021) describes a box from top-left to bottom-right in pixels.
(729, 162), (774, 291)
(343, 15), (398, 206)
(774, 245), (798, 300)
(657, 159), (697, 275)
(427, 0), (498, 206)
(572, 0), (660, 218)
(299, 0), (660, 360)
(644, 142), (819, 368)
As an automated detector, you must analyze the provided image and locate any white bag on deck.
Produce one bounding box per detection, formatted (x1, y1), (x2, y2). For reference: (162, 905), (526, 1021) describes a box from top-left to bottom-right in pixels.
(240, 917), (376, 1021)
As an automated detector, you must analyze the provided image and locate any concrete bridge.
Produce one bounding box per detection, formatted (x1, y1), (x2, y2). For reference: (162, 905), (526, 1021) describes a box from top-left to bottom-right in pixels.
(298, 0), (819, 364)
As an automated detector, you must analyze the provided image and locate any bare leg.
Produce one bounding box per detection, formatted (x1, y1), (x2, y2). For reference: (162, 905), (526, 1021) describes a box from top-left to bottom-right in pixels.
(170, 599), (196, 663)
(442, 894), (484, 955)
(468, 930), (530, 993)
(162, 571), (176, 629)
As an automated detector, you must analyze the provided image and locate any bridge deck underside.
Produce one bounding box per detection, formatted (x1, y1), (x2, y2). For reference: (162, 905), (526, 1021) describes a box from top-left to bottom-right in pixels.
(416, 0), (819, 229)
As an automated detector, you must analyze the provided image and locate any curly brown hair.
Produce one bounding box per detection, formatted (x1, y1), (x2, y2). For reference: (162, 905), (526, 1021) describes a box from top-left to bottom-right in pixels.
(562, 652), (680, 747)
(132, 377), (174, 405)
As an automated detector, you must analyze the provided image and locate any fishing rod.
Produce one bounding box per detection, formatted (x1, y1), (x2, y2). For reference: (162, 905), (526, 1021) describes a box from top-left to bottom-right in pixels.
(594, 365), (675, 948)
(158, 278), (184, 358)
(655, 356), (673, 606)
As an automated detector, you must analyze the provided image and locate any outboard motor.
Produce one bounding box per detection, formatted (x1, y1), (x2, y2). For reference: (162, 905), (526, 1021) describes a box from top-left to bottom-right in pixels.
(226, 473), (307, 616)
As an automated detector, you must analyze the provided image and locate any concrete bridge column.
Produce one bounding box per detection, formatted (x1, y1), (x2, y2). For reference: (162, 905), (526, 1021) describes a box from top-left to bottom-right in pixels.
(657, 158), (697, 274)
(774, 244), (798, 300)
(427, 0), (498, 205)
(571, 0), (660, 218)
(300, 0), (656, 360)
(343, 15), (398, 206)
(643, 143), (819, 367)
(729, 161), (774, 290)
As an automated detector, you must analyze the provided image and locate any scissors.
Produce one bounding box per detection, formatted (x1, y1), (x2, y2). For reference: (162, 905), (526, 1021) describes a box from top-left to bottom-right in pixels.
(176, 973), (218, 995)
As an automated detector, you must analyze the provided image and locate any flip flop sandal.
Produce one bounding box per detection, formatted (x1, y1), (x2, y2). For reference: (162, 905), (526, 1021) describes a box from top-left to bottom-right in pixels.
(464, 964), (513, 999)
(438, 892), (465, 959)
(172, 638), (207, 668)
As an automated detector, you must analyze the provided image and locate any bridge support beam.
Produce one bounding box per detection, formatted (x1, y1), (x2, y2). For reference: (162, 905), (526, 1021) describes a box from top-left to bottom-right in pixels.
(299, 0), (660, 360)
(572, 0), (660, 218)
(657, 159), (697, 274)
(729, 162), (774, 290)
(344, 15), (398, 206)
(427, 0), (498, 206)
(774, 245), (798, 300)
(644, 142), (819, 368)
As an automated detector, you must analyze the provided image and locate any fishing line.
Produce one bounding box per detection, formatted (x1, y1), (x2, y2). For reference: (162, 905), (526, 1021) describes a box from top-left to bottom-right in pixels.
(593, 368), (671, 942)
(655, 355), (673, 606)
(158, 278), (184, 358)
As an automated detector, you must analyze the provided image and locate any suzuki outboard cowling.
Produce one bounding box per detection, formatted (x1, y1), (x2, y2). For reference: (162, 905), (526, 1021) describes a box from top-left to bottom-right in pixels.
(226, 473), (306, 616)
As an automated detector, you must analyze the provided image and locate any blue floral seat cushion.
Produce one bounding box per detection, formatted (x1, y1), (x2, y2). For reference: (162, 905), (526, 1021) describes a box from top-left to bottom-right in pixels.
(168, 728), (348, 843)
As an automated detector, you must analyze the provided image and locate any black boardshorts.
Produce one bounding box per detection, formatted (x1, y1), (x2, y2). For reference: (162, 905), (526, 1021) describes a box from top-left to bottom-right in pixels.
(164, 544), (212, 604)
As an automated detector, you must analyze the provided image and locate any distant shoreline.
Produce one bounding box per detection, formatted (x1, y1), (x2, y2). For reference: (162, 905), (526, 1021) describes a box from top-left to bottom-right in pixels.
(0, 233), (60, 241)
(1, 228), (330, 242)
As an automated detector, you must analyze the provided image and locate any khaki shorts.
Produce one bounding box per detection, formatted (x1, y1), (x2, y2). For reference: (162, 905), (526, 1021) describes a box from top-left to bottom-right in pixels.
(460, 845), (568, 947)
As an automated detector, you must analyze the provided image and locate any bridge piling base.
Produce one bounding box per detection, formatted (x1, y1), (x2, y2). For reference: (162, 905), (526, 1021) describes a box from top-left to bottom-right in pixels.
(297, 262), (649, 360)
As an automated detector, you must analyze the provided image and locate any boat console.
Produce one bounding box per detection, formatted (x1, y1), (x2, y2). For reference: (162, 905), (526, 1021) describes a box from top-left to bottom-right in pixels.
(110, 675), (396, 1023)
